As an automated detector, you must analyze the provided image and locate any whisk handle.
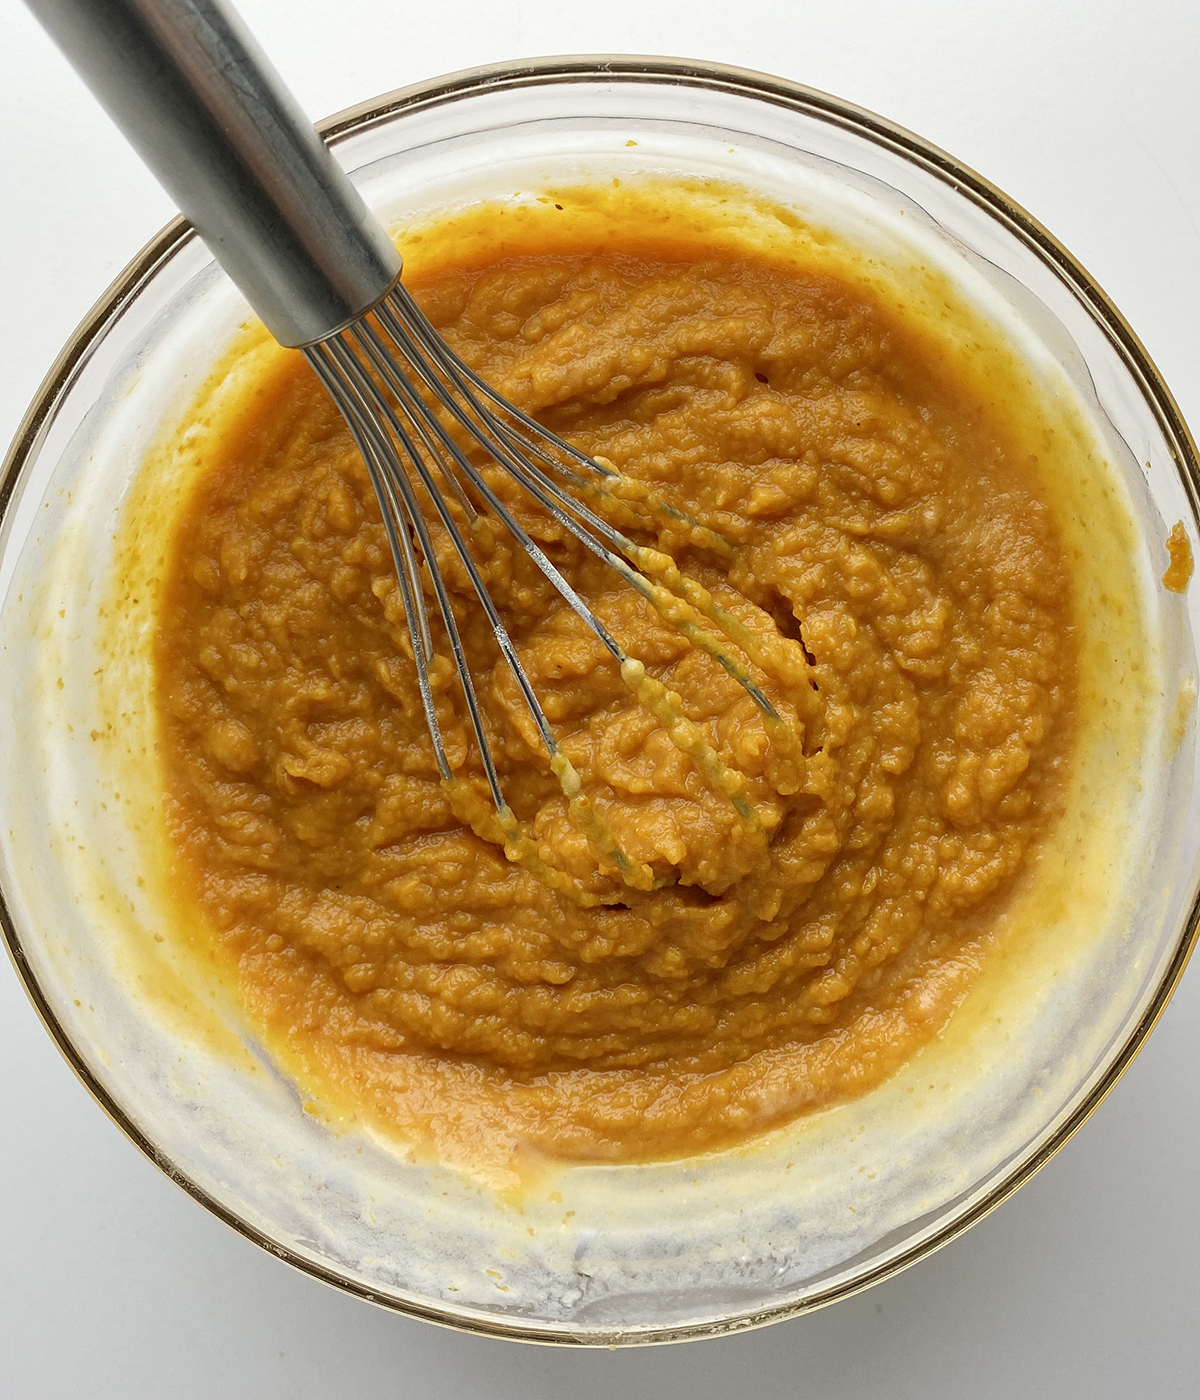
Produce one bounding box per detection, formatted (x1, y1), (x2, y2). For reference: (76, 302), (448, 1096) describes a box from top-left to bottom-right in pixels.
(24, 0), (402, 347)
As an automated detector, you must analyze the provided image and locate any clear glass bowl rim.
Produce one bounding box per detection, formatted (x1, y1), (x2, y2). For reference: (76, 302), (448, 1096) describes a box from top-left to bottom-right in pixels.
(2, 53), (1199, 1345)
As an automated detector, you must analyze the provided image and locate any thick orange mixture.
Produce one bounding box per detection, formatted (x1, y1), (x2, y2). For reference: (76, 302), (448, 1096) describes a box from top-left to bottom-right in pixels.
(157, 206), (1075, 1164)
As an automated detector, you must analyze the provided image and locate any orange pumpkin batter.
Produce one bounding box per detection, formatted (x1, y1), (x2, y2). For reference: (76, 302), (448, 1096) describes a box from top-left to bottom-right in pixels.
(155, 192), (1075, 1165)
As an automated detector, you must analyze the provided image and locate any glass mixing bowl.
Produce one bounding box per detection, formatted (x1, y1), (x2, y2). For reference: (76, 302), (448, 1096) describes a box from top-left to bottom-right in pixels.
(2, 57), (1199, 1345)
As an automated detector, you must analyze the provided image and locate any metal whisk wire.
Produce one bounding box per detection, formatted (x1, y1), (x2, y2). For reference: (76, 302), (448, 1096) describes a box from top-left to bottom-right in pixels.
(304, 283), (782, 843)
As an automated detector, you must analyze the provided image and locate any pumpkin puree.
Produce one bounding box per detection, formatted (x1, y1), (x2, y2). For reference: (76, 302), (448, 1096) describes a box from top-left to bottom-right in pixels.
(155, 191), (1075, 1165)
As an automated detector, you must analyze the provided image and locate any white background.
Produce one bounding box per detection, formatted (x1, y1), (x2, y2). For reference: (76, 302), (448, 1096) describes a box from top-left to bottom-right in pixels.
(2, 1), (1199, 1396)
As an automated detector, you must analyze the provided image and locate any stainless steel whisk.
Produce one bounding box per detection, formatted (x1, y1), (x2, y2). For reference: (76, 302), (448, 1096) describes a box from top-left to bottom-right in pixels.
(28, 0), (790, 881)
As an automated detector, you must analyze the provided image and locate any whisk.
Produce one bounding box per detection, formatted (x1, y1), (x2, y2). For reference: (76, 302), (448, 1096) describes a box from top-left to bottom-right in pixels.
(29, 0), (804, 896)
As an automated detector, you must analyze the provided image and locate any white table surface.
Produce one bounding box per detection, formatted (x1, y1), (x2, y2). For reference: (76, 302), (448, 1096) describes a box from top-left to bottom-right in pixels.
(2, 2), (1199, 1395)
